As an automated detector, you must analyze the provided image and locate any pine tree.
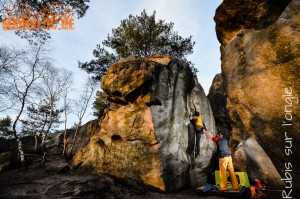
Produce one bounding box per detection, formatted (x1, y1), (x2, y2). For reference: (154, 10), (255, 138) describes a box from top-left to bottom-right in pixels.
(0, 116), (13, 137)
(93, 91), (109, 119)
(21, 100), (63, 149)
(79, 10), (196, 118)
(79, 10), (196, 81)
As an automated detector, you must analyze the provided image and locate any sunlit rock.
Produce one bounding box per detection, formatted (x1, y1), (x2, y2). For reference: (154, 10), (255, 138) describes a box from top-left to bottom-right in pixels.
(214, 0), (292, 53)
(211, 0), (300, 193)
(71, 55), (216, 191)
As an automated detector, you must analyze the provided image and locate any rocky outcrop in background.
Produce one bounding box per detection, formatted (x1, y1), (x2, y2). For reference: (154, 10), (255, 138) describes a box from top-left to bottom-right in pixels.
(212, 0), (300, 196)
(71, 55), (216, 191)
(46, 119), (100, 158)
(0, 120), (100, 172)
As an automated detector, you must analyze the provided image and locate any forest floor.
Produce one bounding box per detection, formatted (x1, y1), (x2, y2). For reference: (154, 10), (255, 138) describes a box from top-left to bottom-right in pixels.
(0, 158), (281, 199)
(0, 158), (228, 199)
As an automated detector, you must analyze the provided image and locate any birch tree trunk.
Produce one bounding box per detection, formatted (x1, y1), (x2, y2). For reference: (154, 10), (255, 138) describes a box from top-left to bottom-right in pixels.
(70, 121), (81, 154)
(70, 77), (97, 155)
(34, 131), (38, 151)
(11, 45), (44, 167)
(42, 97), (54, 147)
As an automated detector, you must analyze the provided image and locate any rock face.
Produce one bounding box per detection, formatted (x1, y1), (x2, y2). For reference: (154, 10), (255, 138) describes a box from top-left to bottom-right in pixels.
(0, 136), (39, 170)
(46, 119), (100, 158)
(71, 55), (216, 191)
(212, 0), (300, 196)
(208, 74), (283, 187)
(214, 0), (292, 52)
(0, 136), (36, 154)
(207, 74), (233, 134)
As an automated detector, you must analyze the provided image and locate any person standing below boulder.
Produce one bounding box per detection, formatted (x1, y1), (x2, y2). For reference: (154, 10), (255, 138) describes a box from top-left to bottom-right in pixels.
(192, 111), (206, 157)
(203, 129), (239, 192)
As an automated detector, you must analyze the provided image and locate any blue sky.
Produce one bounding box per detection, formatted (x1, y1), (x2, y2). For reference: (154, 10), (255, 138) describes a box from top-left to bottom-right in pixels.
(0, 0), (222, 128)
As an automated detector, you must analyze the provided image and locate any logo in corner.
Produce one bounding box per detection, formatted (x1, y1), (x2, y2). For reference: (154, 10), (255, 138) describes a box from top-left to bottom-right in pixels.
(2, 2), (75, 31)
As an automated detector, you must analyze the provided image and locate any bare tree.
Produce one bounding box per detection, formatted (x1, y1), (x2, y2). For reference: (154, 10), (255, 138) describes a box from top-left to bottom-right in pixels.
(39, 66), (73, 146)
(62, 86), (73, 156)
(70, 77), (97, 153)
(0, 45), (25, 112)
(0, 45), (22, 74)
(10, 44), (48, 166)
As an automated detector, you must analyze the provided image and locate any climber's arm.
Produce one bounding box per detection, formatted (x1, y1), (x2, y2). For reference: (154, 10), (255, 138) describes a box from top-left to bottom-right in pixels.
(203, 129), (212, 140)
(204, 129), (218, 142)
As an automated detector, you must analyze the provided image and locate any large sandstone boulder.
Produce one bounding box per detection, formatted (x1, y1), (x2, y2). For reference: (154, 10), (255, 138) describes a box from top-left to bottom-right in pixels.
(212, 0), (299, 196)
(71, 55), (216, 191)
(214, 0), (292, 52)
(208, 74), (283, 187)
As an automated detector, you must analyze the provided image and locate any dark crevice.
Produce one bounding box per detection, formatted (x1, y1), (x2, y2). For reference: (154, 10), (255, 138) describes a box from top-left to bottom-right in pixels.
(107, 97), (128, 105)
(124, 80), (153, 103)
(97, 139), (105, 147)
(149, 141), (160, 146)
(152, 64), (164, 100)
(146, 99), (162, 106)
(126, 139), (143, 142)
(73, 162), (83, 171)
(111, 135), (121, 141)
(112, 91), (122, 97)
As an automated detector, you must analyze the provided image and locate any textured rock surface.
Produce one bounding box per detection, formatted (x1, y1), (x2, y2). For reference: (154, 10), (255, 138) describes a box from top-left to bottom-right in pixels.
(71, 55), (216, 191)
(212, 0), (300, 195)
(208, 74), (282, 186)
(207, 74), (250, 150)
(0, 136), (39, 169)
(0, 136), (36, 154)
(207, 74), (233, 134)
(232, 138), (283, 185)
(46, 119), (100, 158)
(214, 0), (292, 52)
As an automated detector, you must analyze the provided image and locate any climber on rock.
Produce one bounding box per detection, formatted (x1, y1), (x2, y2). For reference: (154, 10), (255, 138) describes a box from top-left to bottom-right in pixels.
(203, 129), (239, 192)
(191, 111), (206, 158)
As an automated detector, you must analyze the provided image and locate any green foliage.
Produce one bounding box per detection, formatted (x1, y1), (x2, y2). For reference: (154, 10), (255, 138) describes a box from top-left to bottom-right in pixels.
(0, 116), (13, 137)
(103, 10), (195, 58)
(21, 101), (63, 136)
(93, 91), (110, 119)
(79, 9), (196, 81)
(78, 45), (118, 81)
(70, 122), (79, 129)
(80, 10), (197, 117)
